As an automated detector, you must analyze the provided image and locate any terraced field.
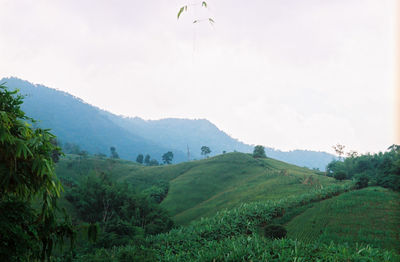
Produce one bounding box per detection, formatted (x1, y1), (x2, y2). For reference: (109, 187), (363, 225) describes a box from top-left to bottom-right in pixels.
(285, 187), (400, 252)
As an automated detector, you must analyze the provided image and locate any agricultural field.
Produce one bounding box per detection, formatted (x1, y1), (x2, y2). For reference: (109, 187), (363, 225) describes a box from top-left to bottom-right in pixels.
(77, 183), (400, 261)
(55, 152), (344, 225)
(285, 187), (400, 252)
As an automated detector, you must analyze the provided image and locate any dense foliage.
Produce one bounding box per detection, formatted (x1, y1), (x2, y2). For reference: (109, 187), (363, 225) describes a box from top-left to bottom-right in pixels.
(0, 84), (73, 261)
(0, 85), (61, 199)
(253, 145), (267, 158)
(65, 173), (174, 248)
(327, 145), (400, 191)
(162, 151), (174, 164)
(201, 146), (211, 157)
(73, 183), (399, 261)
(78, 235), (400, 262)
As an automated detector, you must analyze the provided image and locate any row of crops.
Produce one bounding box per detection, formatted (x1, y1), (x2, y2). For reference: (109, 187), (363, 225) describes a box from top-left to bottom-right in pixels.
(286, 187), (400, 252)
(85, 235), (398, 262)
(73, 182), (399, 261)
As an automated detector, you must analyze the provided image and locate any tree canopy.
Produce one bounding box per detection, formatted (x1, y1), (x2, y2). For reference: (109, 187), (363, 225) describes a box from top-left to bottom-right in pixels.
(0, 83), (73, 261)
(136, 153), (144, 164)
(162, 151), (174, 164)
(326, 145), (400, 191)
(201, 146), (211, 157)
(253, 145), (267, 158)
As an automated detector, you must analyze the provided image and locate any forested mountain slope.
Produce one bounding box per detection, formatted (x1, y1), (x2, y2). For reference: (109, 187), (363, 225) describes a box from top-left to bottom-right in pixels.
(1, 77), (336, 169)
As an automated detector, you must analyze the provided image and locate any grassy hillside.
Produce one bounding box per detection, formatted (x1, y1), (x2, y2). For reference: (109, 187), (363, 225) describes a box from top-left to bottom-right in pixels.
(285, 187), (400, 252)
(80, 183), (400, 261)
(161, 153), (343, 224)
(54, 153), (400, 261)
(56, 152), (343, 225)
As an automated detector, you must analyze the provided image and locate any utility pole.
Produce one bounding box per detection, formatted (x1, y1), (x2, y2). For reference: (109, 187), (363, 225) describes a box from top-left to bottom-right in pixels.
(187, 144), (191, 161)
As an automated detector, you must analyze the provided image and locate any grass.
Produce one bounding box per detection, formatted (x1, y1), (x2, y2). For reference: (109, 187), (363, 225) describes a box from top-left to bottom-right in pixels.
(55, 152), (343, 225)
(161, 153), (342, 224)
(285, 187), (400, 252)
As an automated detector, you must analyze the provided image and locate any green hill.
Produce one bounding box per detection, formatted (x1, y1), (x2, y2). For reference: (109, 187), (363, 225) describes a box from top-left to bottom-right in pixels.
(53, 153), (399, 261)
(285, 186), (400, 252)
(56, 152), (343, 225)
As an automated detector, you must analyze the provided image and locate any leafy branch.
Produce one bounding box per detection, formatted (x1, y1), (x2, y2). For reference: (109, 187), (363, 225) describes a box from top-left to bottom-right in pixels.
(177, 1), (215, 25)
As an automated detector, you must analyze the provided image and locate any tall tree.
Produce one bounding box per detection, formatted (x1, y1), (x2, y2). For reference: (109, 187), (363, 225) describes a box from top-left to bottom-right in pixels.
(144, 154), (151, 165)
(162, 151), (174, 164)
(136, 154), (144, 164)
(253, 145), (267, 158)
(110, 146), (119, 159)
(201, 146), (211, 158)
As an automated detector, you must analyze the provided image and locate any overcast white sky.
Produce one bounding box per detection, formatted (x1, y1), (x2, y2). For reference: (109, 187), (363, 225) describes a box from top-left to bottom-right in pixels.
(0, 0), (397, 154)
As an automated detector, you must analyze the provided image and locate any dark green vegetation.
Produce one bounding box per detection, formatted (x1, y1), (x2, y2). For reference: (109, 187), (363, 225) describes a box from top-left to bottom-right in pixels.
(75, 183), (399, 261)
(55, 152), (342, 225)
(253, 145), (267, 158)
(65, 172), (173, 249)
(55, 153), (399, 261)
(0, 77), (337, 170)
(327, 145), (400, 191)
(2, 81), (399, 261)
(286, 187), (400, 252)
(264, 224), (287, 239)
(162, 151), (174, 164)
(0, 84), (73, 261)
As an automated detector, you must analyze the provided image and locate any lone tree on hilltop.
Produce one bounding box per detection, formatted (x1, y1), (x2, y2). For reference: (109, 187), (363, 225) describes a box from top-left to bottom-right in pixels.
(201, 146), (211, 158)
(253, 145), (266, 158)
(110, 146), (119, 159)
(162, 151), (174, 164)
(136, 154), (144, 164)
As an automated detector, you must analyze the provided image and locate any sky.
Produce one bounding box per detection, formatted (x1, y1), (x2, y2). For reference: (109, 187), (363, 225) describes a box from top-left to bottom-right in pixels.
(0, 0), (398, 154)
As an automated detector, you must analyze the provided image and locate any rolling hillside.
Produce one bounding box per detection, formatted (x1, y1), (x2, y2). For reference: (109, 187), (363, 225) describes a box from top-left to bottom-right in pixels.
(53, 152), (398, 260)
(285, 187), (400, 252)
(1, 77), (336, 170)
(55, 152), (343, 225)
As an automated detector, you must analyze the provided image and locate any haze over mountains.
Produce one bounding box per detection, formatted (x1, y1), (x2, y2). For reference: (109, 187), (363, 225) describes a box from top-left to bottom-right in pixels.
(2, 77), (335, 170)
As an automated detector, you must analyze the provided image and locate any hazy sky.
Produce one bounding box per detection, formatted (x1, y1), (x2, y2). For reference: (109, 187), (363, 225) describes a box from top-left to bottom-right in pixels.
(0, 0), (397, 154)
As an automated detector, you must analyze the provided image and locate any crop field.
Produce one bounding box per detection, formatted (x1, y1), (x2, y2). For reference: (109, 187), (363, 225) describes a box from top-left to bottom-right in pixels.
(56, 153), (345, 225)
(285, 187), (400, 252)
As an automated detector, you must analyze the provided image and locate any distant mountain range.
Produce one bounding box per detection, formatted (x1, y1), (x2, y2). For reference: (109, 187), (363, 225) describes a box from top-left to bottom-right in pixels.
(1, 77), (336, 170)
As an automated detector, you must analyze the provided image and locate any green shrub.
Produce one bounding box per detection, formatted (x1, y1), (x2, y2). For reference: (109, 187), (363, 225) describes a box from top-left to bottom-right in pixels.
(355, 173), (369, 189)
(334, 172), (347, 181)
(0, 199), (40, 261)
(264, 224), (287, 239)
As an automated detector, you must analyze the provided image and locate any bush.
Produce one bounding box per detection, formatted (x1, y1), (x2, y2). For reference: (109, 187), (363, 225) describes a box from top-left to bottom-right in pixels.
(355, 174), (369, 189)
(264, 224), (287, 239)
(334, 172), (347, 181)
(0, 199), (40, 261)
